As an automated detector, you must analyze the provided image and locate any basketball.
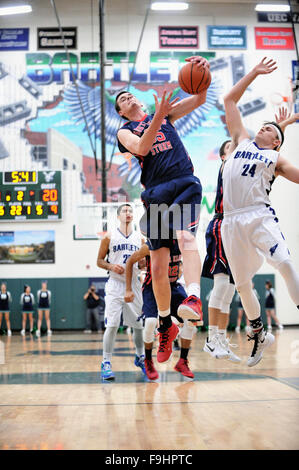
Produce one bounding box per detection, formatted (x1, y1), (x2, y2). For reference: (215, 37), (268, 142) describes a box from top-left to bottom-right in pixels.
(178, 62), (212, 95)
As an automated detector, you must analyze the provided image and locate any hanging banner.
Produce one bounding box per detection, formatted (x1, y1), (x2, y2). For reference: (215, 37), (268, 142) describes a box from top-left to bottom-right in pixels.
(0, 230), (55, 264)
(37, 27), (77, 50)
(255, 27), (295, 50)
(257, 12), (299, 23)
(159, 26), (198, 49)
(0, 28), (29, 51)
(207, 26), (247, 49)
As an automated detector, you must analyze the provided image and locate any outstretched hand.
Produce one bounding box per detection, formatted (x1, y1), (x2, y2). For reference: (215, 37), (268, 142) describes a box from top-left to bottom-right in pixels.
(153, 90), (180, 118)
(254, 57), (277, 76)
(275, 106), (290, 124)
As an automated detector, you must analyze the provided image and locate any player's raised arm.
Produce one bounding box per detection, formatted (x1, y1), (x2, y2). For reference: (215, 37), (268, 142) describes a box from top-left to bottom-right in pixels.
(275, 154), (299, 183)
(117, 91), (179, 157)
(125, 243), (150, 303)
(276, 110), (299, 133)
(224, 57), (277, 145)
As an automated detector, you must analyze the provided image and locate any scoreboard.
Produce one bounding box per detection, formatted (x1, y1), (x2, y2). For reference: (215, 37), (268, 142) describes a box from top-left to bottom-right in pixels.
(0, 171), (62, 221)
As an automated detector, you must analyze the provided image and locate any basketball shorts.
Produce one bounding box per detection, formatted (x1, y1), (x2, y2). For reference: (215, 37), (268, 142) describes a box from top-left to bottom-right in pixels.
(221, 205), (290, 288)
(201, 216), (234, 283)
(140, 175), (202, 251)
(104, 278), (143, 329)
(142, 281), (186, 322)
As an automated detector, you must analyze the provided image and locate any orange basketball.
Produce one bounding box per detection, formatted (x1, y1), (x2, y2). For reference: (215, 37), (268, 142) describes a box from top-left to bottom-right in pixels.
(178, 62), (211, 95)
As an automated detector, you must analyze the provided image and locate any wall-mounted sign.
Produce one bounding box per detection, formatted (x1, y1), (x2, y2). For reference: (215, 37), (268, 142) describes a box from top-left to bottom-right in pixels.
(255, 27), (295, 50)
(0, 230), (55, 264)
(159, 26), (198, 49)
(0, 28), (29, 51)
(257, 12), (299, 23)
(207, 25), (247, 49)
(37, 27), (77, 50)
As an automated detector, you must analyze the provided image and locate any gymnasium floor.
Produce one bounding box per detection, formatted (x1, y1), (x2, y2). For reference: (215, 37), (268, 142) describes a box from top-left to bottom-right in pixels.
(0, 327), (299, 451)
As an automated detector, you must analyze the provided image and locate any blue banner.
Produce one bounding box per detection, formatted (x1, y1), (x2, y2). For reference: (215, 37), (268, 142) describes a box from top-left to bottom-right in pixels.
(207, 25), (247, 50)
(0, 28), (29, 51)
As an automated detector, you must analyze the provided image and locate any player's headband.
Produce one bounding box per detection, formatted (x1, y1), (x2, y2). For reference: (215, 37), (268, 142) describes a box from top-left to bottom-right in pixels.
(264, 122), (284, 147)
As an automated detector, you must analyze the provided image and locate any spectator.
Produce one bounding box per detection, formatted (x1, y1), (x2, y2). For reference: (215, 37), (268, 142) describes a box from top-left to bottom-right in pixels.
(83, 284), (103, 333)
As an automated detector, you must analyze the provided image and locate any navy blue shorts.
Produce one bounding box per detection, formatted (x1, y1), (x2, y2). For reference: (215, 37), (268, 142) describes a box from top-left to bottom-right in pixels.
(142, 282), (187, 321)
(140, 175), (202, 251)
(201, 216), (234, 283)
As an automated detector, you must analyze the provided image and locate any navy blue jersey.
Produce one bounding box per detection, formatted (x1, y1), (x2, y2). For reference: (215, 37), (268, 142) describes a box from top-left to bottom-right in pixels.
(117, 114), (194, 189)
(37, 290), (51, 309)
(143, 239), (182, 287)
(215, 163), (224, 214)
(21, 293), (34, 312)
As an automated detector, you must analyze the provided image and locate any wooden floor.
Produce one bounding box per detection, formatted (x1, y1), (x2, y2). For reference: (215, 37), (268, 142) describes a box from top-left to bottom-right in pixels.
(0, 327), (299, 450)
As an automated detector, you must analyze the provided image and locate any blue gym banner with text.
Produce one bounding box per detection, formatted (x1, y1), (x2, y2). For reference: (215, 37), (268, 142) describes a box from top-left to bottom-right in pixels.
(207, 25), (247, 50)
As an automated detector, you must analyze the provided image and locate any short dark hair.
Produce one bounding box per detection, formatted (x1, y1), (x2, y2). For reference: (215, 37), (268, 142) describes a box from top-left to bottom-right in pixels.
(263, 121), (284, 149)
(115, 91), (131, 120)
(219, 140), (231, 157)
(117, 203), (132, 215)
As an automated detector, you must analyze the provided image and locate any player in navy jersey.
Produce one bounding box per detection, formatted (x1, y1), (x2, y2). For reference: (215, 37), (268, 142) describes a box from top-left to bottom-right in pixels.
(116, 55), (209, 363)
(201, 140), (241, 363)
(125, 239), (198, 380)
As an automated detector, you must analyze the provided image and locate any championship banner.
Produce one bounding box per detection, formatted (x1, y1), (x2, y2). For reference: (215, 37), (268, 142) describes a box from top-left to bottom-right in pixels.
(255, 27), (295, 50)
(0, 28), (29, 51)
(207, 25), (247, 49)
(37, 27), (77, 50)
(159, 26), (198, 49)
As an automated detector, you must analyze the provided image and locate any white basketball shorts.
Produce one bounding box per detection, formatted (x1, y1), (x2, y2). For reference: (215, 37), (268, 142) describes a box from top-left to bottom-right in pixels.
(221, 205), (290, 288)
(104, 278), (143, 329)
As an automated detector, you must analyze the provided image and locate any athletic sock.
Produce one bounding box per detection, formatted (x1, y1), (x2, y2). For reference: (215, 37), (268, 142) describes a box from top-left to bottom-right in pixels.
(249, 316), (264, 335)
(180, 348), (189, 360)
(218, 328), (227, 340)
(186, 283), (201, 298)
(145, 348), (152, 361)
(208, 325), (218, 342)
(158, 314), (172, 332)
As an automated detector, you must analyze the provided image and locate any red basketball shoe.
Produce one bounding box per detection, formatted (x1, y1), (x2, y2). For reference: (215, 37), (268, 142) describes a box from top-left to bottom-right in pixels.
(177, 295), (203, 325)
(157, 323), (179, 363)
(174, 358), (194, 379)
(144, 359), (159, 381)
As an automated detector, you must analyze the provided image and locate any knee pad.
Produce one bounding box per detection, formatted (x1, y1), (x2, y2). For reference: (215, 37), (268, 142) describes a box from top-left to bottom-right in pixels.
(209, 273), (230, 310)
(221, 283), (235, 314)
(180, 319), (196, 340)
(143, 317), (158, 343)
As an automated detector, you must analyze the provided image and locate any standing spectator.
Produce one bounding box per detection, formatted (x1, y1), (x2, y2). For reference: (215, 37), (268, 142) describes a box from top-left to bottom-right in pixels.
(0, 282), (12, 336)
(265, 281), (283, 330)
(83, 284), (102, 333)
(36, 281), (52, 337)
(20, 285), (35, 336)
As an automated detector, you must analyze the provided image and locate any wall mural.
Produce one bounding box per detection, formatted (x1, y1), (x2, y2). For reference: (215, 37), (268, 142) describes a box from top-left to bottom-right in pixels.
(0, 50), (272, 209)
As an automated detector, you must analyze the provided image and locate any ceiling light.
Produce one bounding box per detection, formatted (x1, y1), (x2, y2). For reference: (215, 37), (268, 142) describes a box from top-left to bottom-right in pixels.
(151, 2), (189, 11)
(0, 5), (32, 16)
(255, 4), (290, 12)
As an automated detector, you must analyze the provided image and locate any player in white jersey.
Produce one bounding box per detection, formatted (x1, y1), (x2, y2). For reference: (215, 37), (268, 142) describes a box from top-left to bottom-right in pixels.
(222, 57), (299, 367)
(97, 203), (145, 380)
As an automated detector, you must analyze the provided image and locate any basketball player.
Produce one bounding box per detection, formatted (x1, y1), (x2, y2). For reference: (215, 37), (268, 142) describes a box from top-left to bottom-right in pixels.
(0, 282), (12, 336)
(36, 281), (52, 337)
(20, 285), (35, 336)
(116, 55), (209, 363)
(97, 203), (145, 380)
(222, 57), (299, 366)
(125, 240), (197, 381)
(201, 140), (241, 363)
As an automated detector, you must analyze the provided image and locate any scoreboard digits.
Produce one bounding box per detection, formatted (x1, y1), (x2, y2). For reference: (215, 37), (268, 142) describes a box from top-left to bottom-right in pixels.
(0, 171), (62, 221)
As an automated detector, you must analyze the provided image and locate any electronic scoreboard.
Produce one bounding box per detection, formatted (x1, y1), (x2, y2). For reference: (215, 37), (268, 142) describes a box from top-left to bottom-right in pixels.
(0, 171), (62, 221)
